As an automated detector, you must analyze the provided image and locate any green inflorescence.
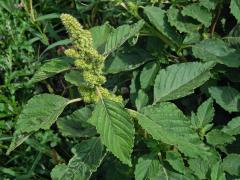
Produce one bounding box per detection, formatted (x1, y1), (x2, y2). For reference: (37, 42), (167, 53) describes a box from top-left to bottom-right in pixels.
(60, 14), (122, 103)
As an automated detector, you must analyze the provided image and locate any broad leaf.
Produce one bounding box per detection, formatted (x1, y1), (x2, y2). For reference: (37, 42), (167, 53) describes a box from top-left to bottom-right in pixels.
(211, 161), (226, 180)
(230, 0), (240, 22)
(209, 86), (240, 113)
(64, 70), (83, 86)
(57, 106), (96, 137)
(192, 39), (240, 67)
(104, 20), (145, 55)
(166, 151), (185, 174)
(16, 94), (69, 133)
(135, 89), (149, 111)
(31, 57), (72, 83)
(206, 129), (235, 146)
(222, 154), (240, 176)
(136, 102), (210, 158)
(154, 62), (214, 102)
(199, 0), (217, 10)
(135, 156), (161, 180)
(182, 3), (212, 27)
(88, 98), (134, 166)
(222, 116), (240, 136)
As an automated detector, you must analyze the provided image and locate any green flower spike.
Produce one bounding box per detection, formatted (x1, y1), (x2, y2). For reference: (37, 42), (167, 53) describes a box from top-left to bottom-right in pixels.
(60, 14), (122, 103)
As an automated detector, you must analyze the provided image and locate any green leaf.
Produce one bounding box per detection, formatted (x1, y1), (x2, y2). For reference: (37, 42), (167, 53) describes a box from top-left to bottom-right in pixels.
(36, 13), (60, 21)
(222, 116), (240, 136)
(104, 20), (145, 55)
(192, 39), (240, 67)
(166, 151), (185, 174)
(206, 129), (235, 146)
(222, 154), (240, 176)
(140, 62), (159, 90)
(56, 138), (105, 180)
(192, 98), (214, 128)
(64, 70), (83, 86)
(57, 107), (96, 137)
(199, 0), (217, 10)
(16, 94), (69, 133)
(136, 102), (210, 158)
(230, 0), (240, 22)
(135, 156), (161, 180)
(144, 6), (181, 46)
(31, 57), (72, 83)
(135, 89), (149, 111)
(188, 158), (209, 179)
(167, 6), (200, 34)
(104, 48), (151, 74)
(209, 86), (240, 113)
(41, 39), (72, 55)
(154, 62), (214, 102)
(51, 164), (67, 180)
(88, 98), (134, 166)
(182, 3), (212, 27)
(211, 161), (226, 180)
(90, 22), (114, 54)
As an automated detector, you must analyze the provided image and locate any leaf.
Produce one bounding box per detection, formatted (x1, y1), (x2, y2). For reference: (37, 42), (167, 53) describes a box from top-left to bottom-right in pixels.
(135, 156), (161, 180)
(166, 151), (185, 174)
(154, 62), (214, 102)
(206, 129), (235, 146)
(211, 161), (226, 180)
(36, 13), (60, 21)
(188, 158), (209, 179)
(104, 48), (151, 74)
(222, 116), (240, 136)
(144, 6), (181, 46)
(199, 0), (217, 10)
(16, 94), (69, 133)
(135, 89), (149, 111)
(222, 154), (240, 176)
(41, 39), (72, 55)
(136, 102), (210, 158)
(104, 20), (145, 55)
(88, 98), (134, 166)
(31, 57), (72, 83)
(90, 22), (114, 53)
(209, 86), (240, 113)
(57, 106), (96, 137)
(140, 62), (159, 90)
(51, 164), (67, 180)
(194, 98), (214, 128)
(167, 6), (200, 34)
(57, 138), (105, 180)
(182, 3), (212, 27)
(224, 23), (240, 49)
(230, 0), (240, 22)
(192, 39), (240, 67)
(64, 70), (83, 86)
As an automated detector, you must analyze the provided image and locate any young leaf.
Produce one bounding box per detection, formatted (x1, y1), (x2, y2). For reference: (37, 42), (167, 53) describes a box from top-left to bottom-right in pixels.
(154, 62), (214, 102)
(192, 39), (240, 67)
(54, 138), (105, 180)
(88, 98), (134, 166)
(209, 86), (240, 113)
(230, 0), (240, 22)
(135, 156), (161, 180)
(104, 20), (145, 55)
(181, 3), (212, 27)
(206, 129), (235, 146)
(222, 154), (240, 176)
(136, 102), (210, 158)
(16, 94), (69, 133)
(31, 57), (72, 83)
(57, 106), (96, 137)
(222, 116), (240, 136)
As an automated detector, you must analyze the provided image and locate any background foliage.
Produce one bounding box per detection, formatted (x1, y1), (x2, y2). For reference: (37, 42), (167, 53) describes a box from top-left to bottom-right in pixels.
(1, 0), (240, 179)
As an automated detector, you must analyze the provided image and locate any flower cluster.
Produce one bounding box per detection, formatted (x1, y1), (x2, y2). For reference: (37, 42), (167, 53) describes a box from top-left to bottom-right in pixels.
(60, 14), (122, 103)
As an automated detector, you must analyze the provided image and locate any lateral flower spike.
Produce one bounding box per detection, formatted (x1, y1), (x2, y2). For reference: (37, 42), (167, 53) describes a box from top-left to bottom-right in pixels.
(60, 14), (122, 103)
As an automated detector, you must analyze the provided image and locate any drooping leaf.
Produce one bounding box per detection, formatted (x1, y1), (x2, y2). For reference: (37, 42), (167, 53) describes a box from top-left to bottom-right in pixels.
(31, 57), (72, 83)
(230, 0), (240, 22)
(64, 70), (83, 86)
(16, 94), (69, 133)
(136, 102), (210, 158)
(55, 138), (105, 180)
(135, 156), (161, 180)
(57, 106), (96, 137)
(209, 86), (240, 113)
(181, 3), (212, 27)
(154, 62), (214, 102)
(192, 39), (240, 67)
(222, 154), (240, 176)
(104, 20), (145, 55)
(206, 129), (235, 146)
(144, 6), (181, 46)
(166, 151), (185, 174)
(88, 98), (134, 166)
(222, 116), (240, 136)
(167, 6), (200, 34)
